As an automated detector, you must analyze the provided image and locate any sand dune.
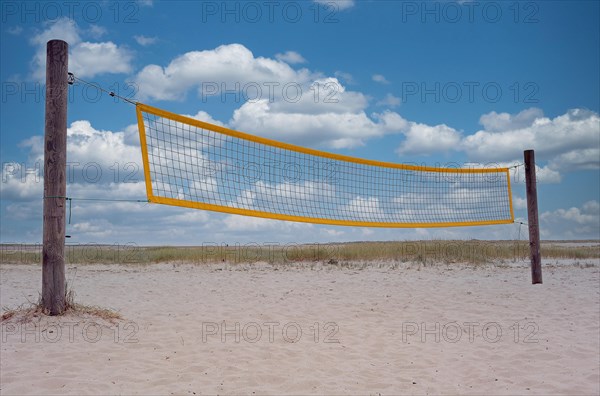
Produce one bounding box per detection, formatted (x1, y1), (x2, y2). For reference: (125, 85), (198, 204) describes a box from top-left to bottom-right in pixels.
(1, 260), (599, 395)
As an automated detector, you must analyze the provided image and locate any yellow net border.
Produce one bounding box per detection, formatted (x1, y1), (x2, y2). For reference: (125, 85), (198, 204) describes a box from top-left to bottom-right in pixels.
(136, 103), (514, 228)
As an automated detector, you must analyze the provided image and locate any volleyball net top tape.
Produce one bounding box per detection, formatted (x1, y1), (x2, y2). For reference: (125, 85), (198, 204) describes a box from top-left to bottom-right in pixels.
(136, 103), (514, 228)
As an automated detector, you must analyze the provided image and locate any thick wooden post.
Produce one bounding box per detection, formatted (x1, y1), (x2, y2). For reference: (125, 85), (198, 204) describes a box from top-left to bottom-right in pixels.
(42, 40), (68, 314)
(524, 150), (542, 284)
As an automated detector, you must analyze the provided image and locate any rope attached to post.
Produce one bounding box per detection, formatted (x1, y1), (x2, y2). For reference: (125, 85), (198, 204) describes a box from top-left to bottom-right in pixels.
(67, 72), (138, 105)
(43, 195), (149, 225)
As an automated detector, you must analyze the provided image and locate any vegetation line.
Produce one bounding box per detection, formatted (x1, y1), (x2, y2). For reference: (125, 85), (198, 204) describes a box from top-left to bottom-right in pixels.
(1, 240), (598, 265)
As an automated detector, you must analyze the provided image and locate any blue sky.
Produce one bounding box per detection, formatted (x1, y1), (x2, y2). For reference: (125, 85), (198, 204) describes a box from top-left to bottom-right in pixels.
(1, 0), (599, 245)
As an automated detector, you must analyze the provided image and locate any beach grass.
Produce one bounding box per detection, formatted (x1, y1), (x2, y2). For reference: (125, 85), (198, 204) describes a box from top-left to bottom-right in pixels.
(1, 240), (598, 265)
(0, 285), (121, 323)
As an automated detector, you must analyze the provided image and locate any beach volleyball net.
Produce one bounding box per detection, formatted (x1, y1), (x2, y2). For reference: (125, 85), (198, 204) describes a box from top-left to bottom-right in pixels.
(136, 103), (514, 227)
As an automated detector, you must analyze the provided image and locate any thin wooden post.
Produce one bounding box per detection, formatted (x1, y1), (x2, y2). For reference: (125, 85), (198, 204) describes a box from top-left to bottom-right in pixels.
(524, 149), (542, 284)
(42, 40), (68, 314)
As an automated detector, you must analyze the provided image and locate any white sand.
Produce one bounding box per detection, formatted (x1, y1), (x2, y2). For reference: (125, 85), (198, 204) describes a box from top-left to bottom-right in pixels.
(1, 260), (599, 395)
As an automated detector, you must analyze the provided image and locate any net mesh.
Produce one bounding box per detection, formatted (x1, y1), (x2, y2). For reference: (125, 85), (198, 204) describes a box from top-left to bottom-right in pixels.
(136, 104), (514, 227)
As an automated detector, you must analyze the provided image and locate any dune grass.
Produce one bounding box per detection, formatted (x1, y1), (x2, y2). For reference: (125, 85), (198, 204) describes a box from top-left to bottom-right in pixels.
(1, 285), (121, 323)
(1, 240), (598, 265)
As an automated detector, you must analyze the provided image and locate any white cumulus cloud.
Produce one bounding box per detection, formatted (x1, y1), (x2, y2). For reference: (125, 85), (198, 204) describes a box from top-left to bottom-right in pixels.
(314, 0), (355, 10)
(30, 18), (133, 80)
(478, 108), (544, 132)
(133, 44), (409, 149)
(275, 51), (306, 64)
(463, 108), (600, 166)
(377, 93), (401, 108)
(230, 100), (406, 148)
(541, 201), (600, 239)
(0, 162), (43, 201)
(134, 43), (312, 101)
(372, 74), (390, 84)
(395, 107), (599, 180)
(396, 122), (461, 156)
(134, 35), (158, 46)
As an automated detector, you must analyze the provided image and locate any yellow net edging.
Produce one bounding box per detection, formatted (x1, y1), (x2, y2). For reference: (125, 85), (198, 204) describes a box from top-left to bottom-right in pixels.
(136, 103), (514, 228)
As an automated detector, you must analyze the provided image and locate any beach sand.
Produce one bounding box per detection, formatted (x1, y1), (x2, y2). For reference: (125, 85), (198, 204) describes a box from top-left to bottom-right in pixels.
(1, 259), (599, 395)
